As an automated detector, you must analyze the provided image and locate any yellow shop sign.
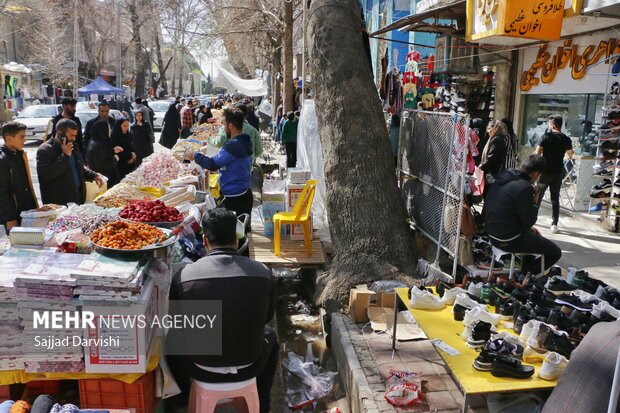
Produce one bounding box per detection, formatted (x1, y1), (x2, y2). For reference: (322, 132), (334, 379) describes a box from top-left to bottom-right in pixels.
(520, 38), (620, 92)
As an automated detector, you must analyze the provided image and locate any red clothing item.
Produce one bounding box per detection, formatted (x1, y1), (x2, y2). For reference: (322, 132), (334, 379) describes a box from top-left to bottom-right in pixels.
(180, 106), (193, 130)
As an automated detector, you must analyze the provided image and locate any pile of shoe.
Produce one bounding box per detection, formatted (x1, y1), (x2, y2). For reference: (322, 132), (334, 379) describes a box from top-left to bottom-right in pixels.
(590, 108), (620, 214)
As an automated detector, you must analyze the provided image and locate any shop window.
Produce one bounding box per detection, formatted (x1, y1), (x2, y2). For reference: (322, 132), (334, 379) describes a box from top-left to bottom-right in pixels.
(521, 93), (603, 156)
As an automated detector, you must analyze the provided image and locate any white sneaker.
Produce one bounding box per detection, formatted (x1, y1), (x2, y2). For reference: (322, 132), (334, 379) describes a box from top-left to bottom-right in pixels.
(519, 320), (543, 347)
(523, 345), (549, 363)
(491, 331), (521, 346)
(463, 306), (501, 326)
(525, 321), (556, 351)
(454, 293), (487, 312)
(409, 286), (445, 310)
(592, 301), (620, 319)
(550, 224), (559, 234)
(539, 352), (568, 380)
(467, 282), (483, 298)
(441, 287), (467, 305)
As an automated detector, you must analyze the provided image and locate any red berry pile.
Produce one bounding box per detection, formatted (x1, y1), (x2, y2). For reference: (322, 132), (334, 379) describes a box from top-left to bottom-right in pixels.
(119, 200), (183, 223)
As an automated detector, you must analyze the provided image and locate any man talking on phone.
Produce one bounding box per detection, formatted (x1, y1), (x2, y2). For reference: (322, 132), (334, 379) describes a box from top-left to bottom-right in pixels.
(37, 119), (104, 205)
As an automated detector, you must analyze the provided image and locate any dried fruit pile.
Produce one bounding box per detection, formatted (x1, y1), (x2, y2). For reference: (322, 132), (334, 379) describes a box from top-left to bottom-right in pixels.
(90, 221), (166, 250)
(119, 200), (183, 223)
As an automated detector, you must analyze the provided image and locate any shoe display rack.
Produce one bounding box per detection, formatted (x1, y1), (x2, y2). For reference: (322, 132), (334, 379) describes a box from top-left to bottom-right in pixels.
(589, 90), (620, 225)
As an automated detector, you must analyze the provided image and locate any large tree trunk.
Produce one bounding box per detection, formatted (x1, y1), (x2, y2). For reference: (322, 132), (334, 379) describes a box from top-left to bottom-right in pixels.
(152, 26), (168, 94)
(129, 1), (146, 98)
(282, 0), (294, 112)
(309, 0), (417, 306)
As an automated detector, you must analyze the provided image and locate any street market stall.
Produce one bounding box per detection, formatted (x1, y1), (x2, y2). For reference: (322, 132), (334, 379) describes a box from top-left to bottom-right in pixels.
(0, 147), (219, 412)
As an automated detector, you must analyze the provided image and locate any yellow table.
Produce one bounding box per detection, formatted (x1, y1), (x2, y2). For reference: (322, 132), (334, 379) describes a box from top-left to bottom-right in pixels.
(0, 340), (161, 385)
(393, 288), (556, 412)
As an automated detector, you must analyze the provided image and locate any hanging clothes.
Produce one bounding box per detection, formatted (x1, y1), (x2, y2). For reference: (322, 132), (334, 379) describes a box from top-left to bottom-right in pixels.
(428, 55), (435, 73)
(383, 69), (403, 114)
(403, 83), (417, 110)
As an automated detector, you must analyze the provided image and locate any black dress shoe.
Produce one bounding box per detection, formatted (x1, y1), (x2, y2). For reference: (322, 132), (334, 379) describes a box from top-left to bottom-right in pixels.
(491, 355), (535, 379)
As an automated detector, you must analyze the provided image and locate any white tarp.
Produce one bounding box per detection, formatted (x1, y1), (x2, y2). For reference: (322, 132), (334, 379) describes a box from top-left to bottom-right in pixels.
(212, 62), (268, 97)
(296, 100), (330, 241)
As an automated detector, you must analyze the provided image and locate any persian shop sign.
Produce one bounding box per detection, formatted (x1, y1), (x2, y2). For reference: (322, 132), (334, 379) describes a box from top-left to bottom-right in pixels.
(520, 38), (620, 92)
(503, 0), (564, 40)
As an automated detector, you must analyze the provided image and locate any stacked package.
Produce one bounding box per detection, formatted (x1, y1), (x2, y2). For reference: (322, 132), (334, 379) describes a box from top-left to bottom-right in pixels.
(11, 249), (87, 373)
(72, 251), (147, 303)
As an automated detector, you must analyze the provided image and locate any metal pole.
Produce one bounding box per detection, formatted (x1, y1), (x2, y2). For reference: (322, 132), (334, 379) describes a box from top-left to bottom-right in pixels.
(301, 0), (307, 102)
(116, 0), (122, 90)
(73, 0), (78, 97)
(608, 341), (620, 413)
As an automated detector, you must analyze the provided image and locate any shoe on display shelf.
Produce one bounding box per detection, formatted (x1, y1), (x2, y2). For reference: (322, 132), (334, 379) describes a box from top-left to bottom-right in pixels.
(453, 304), (467, 321)
(594, 284), (618, 303)
(409, 286), (445, 310)
(464, 320), (495, 349)
(593, 168), (613, 176)
(511, 288), (530, 303)
(538, 352), (569, 381)
(590, 190), (611, 199)
(499, 300), (516, 320)
(594, 179), (613, 190)
(588, 202), (609, 212)
(598, 160), (614, 169)
(480, 283), (493, 303)
(572, 289), (601, 305)
(542, 329), (575, 359)
(545, 276), (578, 296)
(454, 292), (487, 311)
(554, 294), (593, 312)
(467, 281), (484, 298)
(614, 180), (620, 188)
(592, 301), (620, 320)
(463, 306), (501, 326)
(513, 310), (531, 335)
(491, 355), (535, 379)
(523, 345), (549, 363)
(473, 339), (525, 371)
(589, 202), (609, 213)
(440, 286), (467, 305)
(598, 140), (619, 150)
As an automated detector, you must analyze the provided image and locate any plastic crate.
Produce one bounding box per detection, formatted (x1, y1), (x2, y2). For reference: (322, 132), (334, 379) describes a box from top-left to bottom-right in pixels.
(79, 370), (157, 413)
(23, 380), (62, 398)
(0, 385), (9, 402)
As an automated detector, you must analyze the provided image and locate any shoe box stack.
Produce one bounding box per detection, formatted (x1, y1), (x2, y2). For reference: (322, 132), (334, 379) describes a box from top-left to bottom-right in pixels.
(408, 267), (620, 380)
(286, 168), (313, 241)
(589, 103), (620, 215)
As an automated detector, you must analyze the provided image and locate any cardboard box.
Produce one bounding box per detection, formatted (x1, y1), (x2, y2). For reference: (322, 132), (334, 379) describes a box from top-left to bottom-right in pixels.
(290, 215), (313, 241)
(348, 285), (375, 323)
(376, 291), (395, 309)
(286, 182), (306, 209)
(262, 201), (286, 236)
(83, 278), (158, 373)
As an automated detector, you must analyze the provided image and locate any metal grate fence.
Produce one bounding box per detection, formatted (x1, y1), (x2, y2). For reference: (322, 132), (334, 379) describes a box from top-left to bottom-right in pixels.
(398, 110), (470, 278)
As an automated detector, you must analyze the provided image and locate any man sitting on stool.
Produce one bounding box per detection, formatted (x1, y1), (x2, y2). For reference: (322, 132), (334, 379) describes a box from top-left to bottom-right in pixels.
(166, 208), (278, 413)
(483, 154), (562, 275)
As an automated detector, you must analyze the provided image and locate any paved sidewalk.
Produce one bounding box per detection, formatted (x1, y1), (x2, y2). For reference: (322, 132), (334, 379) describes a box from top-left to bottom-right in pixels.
(535, 205), (620, 289)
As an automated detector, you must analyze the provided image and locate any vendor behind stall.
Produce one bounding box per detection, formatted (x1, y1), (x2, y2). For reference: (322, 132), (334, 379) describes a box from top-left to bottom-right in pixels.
(0, 121), (38, 232)
(166, 208), (278, 413)
(186, 107), (253, 220)
(483, 154), (562, 275)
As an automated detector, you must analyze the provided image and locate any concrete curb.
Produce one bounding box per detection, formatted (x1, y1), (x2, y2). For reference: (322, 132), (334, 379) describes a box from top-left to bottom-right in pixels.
(331, 313), (396, 413)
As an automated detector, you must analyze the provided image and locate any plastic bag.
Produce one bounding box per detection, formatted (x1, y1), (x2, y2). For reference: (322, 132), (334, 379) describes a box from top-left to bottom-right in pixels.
(384, 369), (422, 406)
(283, 352), (335, 400)
(369, 280), (408, 292)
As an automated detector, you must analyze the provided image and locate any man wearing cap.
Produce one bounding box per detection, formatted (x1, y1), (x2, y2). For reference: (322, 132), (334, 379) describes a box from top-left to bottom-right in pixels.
(48, 98), (84, 152)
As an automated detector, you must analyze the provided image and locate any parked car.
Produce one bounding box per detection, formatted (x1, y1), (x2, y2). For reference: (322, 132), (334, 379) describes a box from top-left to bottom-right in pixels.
(75, 109), (124, 134)
(142, 100), (170, 130)
(16, 104), (61, 140)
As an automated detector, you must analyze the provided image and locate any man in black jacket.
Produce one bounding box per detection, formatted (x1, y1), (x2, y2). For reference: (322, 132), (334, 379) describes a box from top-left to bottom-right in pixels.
(0, 121), (38, 232)
(166, 208), (277, 413)
(48, 98), (84, 153)
(83, 101), (115, 152)
(484, 154), (561, 275)
(37, 119), (104, 205)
